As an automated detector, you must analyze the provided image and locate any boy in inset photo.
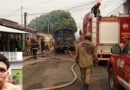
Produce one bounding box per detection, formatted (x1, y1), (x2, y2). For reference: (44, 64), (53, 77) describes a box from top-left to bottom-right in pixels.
(0, 53), (22, 90)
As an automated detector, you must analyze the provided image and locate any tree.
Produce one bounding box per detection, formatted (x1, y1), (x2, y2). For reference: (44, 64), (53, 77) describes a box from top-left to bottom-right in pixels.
(28, 10), (77, 33)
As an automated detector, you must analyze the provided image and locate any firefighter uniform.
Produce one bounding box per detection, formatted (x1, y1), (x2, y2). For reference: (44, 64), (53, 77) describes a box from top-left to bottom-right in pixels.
(31, 39), (39, 59)
(74, 35), (97, 90)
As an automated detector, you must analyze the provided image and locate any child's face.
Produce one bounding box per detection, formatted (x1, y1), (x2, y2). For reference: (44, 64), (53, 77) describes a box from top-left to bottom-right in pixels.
(0, 62), (9, 87)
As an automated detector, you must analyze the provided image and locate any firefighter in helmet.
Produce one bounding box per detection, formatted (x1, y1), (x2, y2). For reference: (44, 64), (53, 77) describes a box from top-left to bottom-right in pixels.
(74, 33), (97, 90)
(91, 2), (101, 17)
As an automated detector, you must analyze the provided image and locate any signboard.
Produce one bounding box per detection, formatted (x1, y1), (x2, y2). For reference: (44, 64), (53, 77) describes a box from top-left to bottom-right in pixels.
(120, 17), (130, 43)
(11, 69), (22, 85)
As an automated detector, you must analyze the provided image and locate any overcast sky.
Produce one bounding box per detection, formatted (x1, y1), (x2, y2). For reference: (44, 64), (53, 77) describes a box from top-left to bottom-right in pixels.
(0, 0), (87, 25)
(0, 0), (125, 29)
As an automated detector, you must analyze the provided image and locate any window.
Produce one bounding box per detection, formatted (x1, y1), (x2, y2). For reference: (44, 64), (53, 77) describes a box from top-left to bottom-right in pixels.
(122, 42), (130, 55)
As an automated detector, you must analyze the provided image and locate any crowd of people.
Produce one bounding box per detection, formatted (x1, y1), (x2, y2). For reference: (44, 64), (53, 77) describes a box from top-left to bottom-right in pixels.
(25, 37), (53, 59)
(0, 37), (22, 52)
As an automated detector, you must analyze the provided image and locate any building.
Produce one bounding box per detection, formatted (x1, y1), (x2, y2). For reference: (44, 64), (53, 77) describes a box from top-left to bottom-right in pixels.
(0, 18), (37, 51)
(0, 18), (37, 85)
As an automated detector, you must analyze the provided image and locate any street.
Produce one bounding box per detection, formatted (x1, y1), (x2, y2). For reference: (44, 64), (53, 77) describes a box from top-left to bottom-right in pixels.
(23, 53), (109, 90)
(0, 1), (130, 90)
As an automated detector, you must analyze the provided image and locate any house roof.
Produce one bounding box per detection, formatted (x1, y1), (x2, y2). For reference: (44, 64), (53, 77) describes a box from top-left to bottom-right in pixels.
(0, 18), (36, 33)
(0, 25), (28, 33)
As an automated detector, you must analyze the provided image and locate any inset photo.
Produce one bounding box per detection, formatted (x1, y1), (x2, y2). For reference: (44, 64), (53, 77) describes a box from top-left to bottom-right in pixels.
(0, 52), (22, 90)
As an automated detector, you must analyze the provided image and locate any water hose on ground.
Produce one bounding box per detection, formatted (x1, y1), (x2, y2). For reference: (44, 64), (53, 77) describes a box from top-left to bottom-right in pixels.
(32, 51), (77, 90)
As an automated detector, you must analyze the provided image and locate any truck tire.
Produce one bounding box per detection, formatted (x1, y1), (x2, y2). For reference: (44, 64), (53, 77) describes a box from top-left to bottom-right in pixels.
(108, 68), (117, 90)
(109, 68), (125, 90)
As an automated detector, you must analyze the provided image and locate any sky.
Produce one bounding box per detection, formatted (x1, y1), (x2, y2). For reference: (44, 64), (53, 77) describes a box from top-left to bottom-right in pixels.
(0, 0), (126, 29)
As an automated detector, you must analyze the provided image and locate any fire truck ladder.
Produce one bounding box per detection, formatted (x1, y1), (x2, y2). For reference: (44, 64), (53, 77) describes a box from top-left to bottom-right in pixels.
(91, 15), (97, 45)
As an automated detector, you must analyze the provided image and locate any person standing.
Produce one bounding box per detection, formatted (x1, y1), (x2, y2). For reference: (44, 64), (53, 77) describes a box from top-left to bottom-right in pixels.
(0, 53), (22, 90)
(25, 37), (31, 55)
(41, 39), (46, 54)
(74, 34), (97, 90)
(124, 35), (129, 45)
(45, 43), (49, 52)
(16, 38), (22, 51)
(31, 38), (39, 59)
(91, 2), (101, 17)
(9, 38), (15, 51)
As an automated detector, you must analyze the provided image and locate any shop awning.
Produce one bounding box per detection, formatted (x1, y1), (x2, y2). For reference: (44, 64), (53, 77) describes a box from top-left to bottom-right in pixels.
(0, 25), (28, 33)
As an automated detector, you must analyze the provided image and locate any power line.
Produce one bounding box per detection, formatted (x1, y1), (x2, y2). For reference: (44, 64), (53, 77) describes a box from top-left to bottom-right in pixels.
(28, 0), (95, 16)
(105, 0), (125, 16)
(2, 0), (126, 25)
(4, 8), (21, 18)
(68, 3), (94, 14)
(23, 0), (57, 11)
(23, 0), (96, 15)
(28, 12), (47, 16)
(65, 0), (96, 11)
(9, 0), (96, 17)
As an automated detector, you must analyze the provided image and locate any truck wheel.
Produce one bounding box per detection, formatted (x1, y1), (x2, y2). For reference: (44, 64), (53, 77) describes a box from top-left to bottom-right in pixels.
(109, 68), (117, 90)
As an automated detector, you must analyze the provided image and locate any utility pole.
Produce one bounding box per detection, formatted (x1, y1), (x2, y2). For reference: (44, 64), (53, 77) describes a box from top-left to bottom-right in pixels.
(48, 19), (50, 34)
(21, 6), (23, 25)
(35, 17), (38, 30)
(24, 12), (27, 28)
(23, 12), (27, 51)
(51, 23), (53, 35)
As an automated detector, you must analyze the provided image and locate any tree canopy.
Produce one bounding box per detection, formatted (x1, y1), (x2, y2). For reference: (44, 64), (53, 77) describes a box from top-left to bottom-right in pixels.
(28, 10), (77, 33)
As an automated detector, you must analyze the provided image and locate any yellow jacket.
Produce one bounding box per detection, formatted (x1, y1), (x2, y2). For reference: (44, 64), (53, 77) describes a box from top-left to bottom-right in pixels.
(75, 40), (97, 68)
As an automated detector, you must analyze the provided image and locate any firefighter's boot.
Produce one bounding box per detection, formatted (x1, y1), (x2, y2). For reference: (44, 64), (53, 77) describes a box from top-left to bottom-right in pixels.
(82, 83), (85, 90)
(84, 83), (89, 90)
(83, 83), (89, 90)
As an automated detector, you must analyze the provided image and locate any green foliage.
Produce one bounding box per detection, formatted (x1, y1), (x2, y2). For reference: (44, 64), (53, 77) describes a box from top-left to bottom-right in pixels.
(28, 10), (77, 33)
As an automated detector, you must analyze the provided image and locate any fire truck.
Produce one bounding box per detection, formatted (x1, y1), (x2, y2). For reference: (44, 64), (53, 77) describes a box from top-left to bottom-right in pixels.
(107, 10), (130, 90)
(82, 14), (130, 62)
(107, 41), (130, 90)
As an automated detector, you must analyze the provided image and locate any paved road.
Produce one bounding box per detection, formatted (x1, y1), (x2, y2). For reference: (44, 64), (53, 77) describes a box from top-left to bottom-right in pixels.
(56, 66), (109, 90)
(23, 55), (109, 90)
(23, 57), (75, 90)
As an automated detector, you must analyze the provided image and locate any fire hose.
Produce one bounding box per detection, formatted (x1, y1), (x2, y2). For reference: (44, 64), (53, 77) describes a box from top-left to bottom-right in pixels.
(32, 51), (77, 90)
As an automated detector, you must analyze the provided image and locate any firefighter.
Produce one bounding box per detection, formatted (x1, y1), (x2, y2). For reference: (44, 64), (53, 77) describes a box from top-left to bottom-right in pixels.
(74, 34), (97, 90)
(91, 2), (101, 17)
(31, 38), (39, 59)
(124, 35), (129, 45)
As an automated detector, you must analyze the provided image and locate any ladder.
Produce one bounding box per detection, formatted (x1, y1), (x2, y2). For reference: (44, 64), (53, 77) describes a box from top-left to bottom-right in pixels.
(91, 14), (97, 45)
